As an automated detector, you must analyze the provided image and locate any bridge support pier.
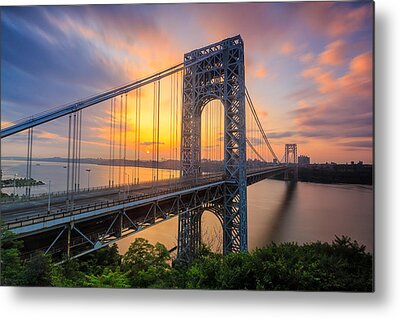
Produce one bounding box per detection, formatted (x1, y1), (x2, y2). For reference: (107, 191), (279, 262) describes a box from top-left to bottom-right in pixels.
(177, 208), (202, 264)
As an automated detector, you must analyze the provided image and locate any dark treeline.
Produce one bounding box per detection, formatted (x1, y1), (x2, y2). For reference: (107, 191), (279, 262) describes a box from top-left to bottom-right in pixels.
(1, 231), (373, 291)
(273, 164), (373, 185)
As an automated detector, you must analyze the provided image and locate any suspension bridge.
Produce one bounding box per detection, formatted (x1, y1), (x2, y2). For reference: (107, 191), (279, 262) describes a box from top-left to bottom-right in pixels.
(0, 35), (298, 263)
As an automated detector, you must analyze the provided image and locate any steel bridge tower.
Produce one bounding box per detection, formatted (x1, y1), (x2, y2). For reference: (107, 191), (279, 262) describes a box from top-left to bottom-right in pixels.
(177, 35), (247, 263)
(284, 143), (298, 181)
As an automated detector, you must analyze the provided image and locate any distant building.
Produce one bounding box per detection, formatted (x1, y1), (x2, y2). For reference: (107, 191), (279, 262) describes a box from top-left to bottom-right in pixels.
(298, 155), (310, 166)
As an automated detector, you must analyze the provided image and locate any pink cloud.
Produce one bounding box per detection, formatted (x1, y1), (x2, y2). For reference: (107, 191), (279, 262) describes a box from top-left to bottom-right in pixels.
(280, 42), (295, 55)
(299, 52), (315, 63)
(254, 65), (268, 78)
(338, 51), (372, 96)
(318, 40), (346, 65)
(302, 67), (336, 94)
(295, 3), (372, 38)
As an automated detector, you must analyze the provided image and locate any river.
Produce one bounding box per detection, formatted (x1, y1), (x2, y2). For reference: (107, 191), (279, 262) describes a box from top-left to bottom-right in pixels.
(1, 159), (373, 253)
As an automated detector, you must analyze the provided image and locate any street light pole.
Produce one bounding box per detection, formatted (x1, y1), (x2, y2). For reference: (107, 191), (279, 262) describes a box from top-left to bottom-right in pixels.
(86, 169), (91, 189)
(13, 173), (18, 197)
(126, 173), (130, 198)
(47, 179), (51, 213)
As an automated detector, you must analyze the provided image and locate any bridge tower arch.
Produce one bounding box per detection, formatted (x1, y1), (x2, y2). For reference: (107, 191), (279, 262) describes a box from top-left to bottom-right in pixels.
(177, 35), (247, 263)
(284, 143), (298, 181)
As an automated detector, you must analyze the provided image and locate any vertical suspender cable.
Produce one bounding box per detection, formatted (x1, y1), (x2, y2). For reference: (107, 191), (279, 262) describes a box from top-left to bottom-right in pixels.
(71, 112), (77, 205)
(28, 127), (33, 197)
(112, 98), (116, 187)
(119, 95), (123, 186)
(169, 74), (173, 180)
(137, 88), (141, 184)
(133, 89), (137, 184)
(77, 110), (82, 191)
(123, 93), (127, 185)
(25, 128), (31, 196)
(66, 114), (71, 206)
(152, 83), (155, 183)
(108, 98), (113, 187)
(220, 100), (222, 168)
(157, 80), (160, 182)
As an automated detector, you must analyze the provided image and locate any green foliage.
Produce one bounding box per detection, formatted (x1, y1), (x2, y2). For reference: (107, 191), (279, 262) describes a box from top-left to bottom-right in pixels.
(83, 268), (129, 288)
(51, 259), (86, 287)
(1, 247), (26, 286)
(121, 238), (171, 288)
(0, 233), (372, 291)
(1, 226), (26, 286)
(23, 252), (54, 286)
(179, 236), (372, 291)
(79, 244), (122, 275)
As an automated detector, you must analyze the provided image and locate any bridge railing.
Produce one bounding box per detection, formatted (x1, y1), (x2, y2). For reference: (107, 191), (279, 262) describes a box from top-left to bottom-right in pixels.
(3, 174), (224, 231)
(0, 172), (187, 204)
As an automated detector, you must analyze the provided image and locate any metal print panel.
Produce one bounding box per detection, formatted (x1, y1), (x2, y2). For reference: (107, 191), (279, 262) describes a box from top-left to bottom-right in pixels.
(0, 1), (374, 291)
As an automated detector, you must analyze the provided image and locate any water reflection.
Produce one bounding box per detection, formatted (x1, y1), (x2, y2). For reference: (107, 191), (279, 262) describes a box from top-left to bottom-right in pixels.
(1, 159), (373, 254)
(1, 159), (179, 196)
(118, 179), (373, 254)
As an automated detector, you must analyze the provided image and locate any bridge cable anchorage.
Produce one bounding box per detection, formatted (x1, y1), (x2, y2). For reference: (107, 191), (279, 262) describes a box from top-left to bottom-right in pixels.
(245, 87), (280, 163)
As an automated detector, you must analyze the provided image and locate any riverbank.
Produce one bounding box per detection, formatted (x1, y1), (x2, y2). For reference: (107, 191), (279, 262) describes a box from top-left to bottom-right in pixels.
(1, 177), (45, 188)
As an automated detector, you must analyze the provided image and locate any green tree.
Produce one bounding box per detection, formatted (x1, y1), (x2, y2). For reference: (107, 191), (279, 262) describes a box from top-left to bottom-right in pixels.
(83, 268), (129, 288)
(23, 252), (54, 286)
(121, 238), (171, 288)
(0, 226), (26, 286)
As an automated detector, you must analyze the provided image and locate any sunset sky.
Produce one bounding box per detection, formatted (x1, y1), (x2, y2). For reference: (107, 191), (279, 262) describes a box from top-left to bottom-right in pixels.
(1, 2), (373, 163)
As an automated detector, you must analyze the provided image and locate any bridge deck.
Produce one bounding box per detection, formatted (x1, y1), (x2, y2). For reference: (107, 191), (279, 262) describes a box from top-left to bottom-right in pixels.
(0, 166), (290, 259)
(1, 166), (289, 233)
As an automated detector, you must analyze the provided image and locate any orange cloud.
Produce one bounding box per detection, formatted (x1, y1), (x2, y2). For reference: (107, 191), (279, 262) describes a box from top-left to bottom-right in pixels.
(318, 40), (346, 65)
(302, 67), (336, 94)
(298, 3), (372, 38)
(254, 66), (268, 78)
(338, 51), (372, 96)
(349, 51), (372, 74)
(1, 119), (13, 129)
(280, 42), (295, 55)
(327, 5), (371, 37)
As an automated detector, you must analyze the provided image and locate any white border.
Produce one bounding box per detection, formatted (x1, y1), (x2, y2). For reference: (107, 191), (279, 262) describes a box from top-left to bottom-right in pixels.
(1, 0), (399, 317)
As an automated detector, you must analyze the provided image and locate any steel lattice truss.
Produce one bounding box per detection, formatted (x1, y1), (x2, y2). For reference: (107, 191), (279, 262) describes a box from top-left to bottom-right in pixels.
(179, 35), (247, 262)
(17, 182), (225, 260)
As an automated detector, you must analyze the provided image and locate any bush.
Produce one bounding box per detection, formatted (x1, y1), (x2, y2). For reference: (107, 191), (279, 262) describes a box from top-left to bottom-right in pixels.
(1, 234), (372, 291)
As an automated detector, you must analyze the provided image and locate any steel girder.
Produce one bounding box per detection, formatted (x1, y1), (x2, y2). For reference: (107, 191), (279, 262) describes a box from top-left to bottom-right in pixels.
(179, 35), (247, 261)
(19, 182), (225, 261)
